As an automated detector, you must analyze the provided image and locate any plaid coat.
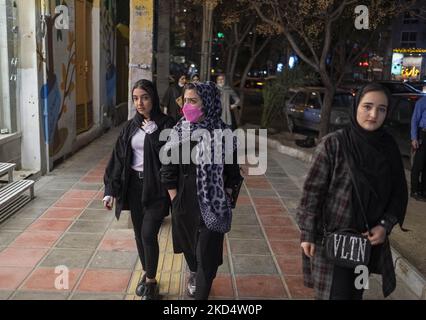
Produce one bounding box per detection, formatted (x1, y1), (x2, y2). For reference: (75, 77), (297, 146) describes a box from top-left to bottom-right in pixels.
(296, 130), (397, 300)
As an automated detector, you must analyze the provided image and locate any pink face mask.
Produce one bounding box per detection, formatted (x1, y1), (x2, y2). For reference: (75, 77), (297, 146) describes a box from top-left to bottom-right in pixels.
(182, 103), (203, 123)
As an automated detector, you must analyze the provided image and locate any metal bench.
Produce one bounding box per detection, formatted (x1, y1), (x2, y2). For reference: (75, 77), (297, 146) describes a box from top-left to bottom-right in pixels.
(0, 162), (16, 183)
(0, 179), (35, 223)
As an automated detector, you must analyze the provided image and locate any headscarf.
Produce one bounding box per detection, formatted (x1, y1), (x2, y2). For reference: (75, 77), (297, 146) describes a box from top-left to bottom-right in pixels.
(338, 83), (408, 232)
(165, 81), (238, 233)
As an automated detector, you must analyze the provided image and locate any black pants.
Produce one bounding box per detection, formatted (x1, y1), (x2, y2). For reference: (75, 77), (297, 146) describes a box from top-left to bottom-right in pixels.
(183, 224), (224, 300)
(128, 171), (163, 280)
(411, 130), (426, 194)
(329, 265), (365, 300)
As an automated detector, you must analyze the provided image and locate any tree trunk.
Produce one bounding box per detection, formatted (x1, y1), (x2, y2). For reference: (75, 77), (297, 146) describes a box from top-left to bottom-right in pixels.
(238, 36), (271, 125)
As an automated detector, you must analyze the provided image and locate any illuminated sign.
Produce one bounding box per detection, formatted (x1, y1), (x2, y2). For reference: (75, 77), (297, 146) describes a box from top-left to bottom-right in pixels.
(393, 48), (426, 54)
(402, 66), (420, 78)
(391, 53), (422, 80)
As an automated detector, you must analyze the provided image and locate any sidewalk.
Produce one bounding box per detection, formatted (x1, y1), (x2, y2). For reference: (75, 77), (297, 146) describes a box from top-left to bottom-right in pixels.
(0, 125), (313, 300)
(0, 125), (423, 300)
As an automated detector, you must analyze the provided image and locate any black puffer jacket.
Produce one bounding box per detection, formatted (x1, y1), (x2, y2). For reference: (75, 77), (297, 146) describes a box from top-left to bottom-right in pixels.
(104, 113), (175, 220)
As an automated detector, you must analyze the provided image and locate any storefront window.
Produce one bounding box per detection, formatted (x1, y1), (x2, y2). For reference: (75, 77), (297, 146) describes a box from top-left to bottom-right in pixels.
(0, 0), (18, 135)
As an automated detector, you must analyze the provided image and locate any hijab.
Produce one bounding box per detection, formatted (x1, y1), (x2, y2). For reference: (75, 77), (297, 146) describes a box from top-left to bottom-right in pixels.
(164, 81), (238, 233)
(338, 83), (408, 231)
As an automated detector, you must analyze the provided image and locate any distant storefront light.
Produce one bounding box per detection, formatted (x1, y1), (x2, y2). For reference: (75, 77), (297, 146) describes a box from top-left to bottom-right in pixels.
(393, 48), (426, 54)
(277, 63), (284, 72)
(391, 52), (422, 80)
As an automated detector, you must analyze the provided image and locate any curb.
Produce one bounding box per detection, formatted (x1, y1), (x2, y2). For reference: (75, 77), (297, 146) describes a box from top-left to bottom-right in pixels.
(267, 135), (426, 300)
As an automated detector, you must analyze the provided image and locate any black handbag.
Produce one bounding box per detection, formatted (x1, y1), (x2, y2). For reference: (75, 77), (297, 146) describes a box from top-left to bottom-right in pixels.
(323, 137), (372, 268)
(324, 228), (371, 268)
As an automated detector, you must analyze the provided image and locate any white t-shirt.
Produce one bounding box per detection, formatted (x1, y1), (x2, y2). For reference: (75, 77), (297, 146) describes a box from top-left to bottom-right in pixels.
(130, 121), (158, 172)
(131, 129), (146, 172)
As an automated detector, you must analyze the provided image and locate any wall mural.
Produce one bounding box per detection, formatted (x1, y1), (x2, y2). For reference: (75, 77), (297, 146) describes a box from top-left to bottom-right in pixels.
(37, 0), (76, 157)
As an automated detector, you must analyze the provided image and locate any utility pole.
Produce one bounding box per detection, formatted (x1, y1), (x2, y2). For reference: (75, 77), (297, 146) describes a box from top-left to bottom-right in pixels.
(156, 0), (170, 99)
(200, 0), (216, 82)
(128, 0), (154, 119)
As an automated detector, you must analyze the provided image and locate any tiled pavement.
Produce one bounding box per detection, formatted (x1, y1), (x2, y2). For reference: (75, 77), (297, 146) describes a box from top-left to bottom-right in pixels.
(0, 127), (316, 300)
(0, 126), (419, 300)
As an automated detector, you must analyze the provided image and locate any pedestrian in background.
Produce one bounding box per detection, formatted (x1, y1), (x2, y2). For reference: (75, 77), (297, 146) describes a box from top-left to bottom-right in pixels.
(297, 83), (408, 300)
(160, 81), (242, 300)
(216, 74), (240, 130)
(103, 79), (175, 300)
(161, 72), (187, 122)
(410, 87), (426, 201)
(190, 73), (200, 83)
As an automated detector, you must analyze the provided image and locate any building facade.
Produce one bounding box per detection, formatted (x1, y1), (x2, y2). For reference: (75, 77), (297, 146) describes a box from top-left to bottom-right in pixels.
(0, 0), (118, 175)
(390, 8), (426, 81)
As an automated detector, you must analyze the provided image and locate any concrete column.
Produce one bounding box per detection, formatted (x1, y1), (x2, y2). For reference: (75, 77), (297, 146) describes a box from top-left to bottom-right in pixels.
(128, 0), (154, 119)
(156, 0), (170, 100)
(16, 0), (43, 172)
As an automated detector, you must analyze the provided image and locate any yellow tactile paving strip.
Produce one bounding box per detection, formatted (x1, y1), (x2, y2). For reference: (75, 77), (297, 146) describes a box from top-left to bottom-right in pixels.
(126, 216), (184, 300)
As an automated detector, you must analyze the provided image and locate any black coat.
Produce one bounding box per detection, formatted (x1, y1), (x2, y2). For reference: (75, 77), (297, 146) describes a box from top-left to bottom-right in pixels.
(160, 141), (241, 256)
(104, 114), (175, 220)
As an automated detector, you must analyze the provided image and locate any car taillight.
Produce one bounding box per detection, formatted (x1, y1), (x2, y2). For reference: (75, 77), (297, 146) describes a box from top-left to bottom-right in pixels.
(408, 95), (420, 101)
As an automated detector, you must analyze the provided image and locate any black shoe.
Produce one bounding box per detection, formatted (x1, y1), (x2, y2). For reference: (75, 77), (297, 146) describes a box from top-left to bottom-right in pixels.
(141, 281), (159, 300)
(410, 192), (426, 202)
(135, 273), (147, 297)
(186, 271), (196, 298)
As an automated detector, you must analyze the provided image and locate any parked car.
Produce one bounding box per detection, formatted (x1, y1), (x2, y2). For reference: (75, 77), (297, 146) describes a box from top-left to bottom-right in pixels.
(406, 80), (426, 92)
(285, 87), (354, 133)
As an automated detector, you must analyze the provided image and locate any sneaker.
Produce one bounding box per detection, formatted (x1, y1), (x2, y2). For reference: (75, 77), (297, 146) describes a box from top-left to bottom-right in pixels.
(135, 273), (147, 297)
(410, 192), (426, 202)
(186, 271), (196, 298)
(141, 281), (159, 300)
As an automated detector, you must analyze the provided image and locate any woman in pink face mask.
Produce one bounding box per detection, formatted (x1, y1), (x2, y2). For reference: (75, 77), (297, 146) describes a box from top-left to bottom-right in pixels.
(182, 88), (205, 123)
(161, 82), (243, 300)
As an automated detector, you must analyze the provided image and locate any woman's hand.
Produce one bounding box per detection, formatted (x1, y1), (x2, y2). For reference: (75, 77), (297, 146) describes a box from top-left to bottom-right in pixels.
(142, 119), (158, 134)
(102, 196), (115, 210)
(363, 225), (386, 246)
(301, 242), (315, 258)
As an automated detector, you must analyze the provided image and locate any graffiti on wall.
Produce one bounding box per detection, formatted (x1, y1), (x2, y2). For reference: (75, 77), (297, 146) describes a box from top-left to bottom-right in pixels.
(38, 0), (76, 157)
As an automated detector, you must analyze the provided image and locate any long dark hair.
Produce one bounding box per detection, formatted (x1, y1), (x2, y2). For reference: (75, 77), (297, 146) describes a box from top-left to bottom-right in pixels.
(132, 79), (161, 118)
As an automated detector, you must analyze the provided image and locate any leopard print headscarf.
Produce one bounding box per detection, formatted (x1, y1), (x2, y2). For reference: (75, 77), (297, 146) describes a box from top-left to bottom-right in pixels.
(165, 81), (238, 233)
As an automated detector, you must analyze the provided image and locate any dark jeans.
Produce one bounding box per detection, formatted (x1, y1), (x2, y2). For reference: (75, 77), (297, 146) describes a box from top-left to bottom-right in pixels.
(411, 130), (426, 194)
(128, 171), (163, 280)
(329, 265), (365, 300)
(184, 224), (224, 300)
